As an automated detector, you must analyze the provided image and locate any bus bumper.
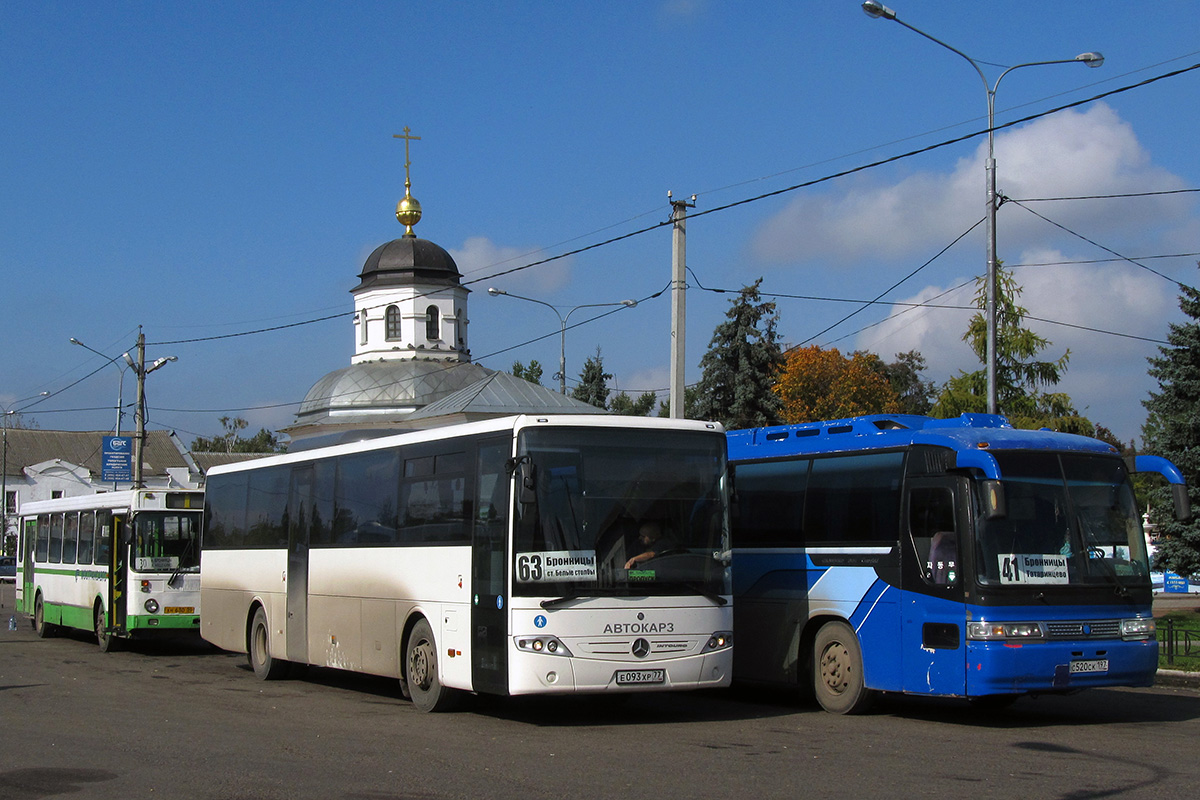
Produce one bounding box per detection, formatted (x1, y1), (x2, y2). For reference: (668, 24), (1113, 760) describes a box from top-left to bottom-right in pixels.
(507, 648), (733, 696)
(965, 638), (1159, 695)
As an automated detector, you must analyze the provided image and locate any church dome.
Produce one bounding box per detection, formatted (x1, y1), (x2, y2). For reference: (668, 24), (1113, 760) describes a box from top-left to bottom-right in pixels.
(352, 237), (463, 293)
(295, 360), (494, 424)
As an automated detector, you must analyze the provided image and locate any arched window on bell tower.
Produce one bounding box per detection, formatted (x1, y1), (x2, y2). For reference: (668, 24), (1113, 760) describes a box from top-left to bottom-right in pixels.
(385, 305), (402, 341)
(359, 309), (368, 346)
(456, 309), (464, 351)
(425, 305), (440, 341)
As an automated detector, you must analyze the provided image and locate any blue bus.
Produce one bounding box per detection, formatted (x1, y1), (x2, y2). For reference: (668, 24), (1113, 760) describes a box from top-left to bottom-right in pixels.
(727, 413), (1190, 713)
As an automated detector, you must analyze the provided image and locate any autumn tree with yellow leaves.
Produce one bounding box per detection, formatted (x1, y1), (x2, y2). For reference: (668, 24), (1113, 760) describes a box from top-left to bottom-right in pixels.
(774, 345), (901, 424)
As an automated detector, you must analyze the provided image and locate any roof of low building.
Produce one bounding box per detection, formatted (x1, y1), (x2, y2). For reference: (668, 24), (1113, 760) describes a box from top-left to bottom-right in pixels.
(2, 428), (268, 478)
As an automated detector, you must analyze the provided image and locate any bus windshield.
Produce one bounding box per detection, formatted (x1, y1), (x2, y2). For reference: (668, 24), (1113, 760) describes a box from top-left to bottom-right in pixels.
(513, 427), (729, 599)
(976, 452), (1150, 588)
(134, 511), (202, 573)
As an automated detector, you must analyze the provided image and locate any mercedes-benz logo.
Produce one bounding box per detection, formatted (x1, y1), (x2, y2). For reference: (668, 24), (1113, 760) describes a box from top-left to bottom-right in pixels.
(632, 638), (650, 658)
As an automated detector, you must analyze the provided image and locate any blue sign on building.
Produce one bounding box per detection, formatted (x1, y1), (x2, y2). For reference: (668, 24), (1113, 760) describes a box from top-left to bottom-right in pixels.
(1163, 571), (1190, 594)
(101, 436), (133, 482)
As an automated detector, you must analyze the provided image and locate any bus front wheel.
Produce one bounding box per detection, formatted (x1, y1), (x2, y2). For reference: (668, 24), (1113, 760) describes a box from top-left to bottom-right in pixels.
(405, 618), (459, 712)
(33, 594), (56, 638)
(249, 607), (289, 680)
(812, 621), (875, 715)
(95, 603), (118, 652)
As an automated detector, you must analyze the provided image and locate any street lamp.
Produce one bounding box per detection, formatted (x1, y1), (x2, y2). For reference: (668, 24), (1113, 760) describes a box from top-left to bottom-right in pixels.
(2, 391), (50, 554)
(862, 1), (1102, 414)
(487, 288), (638, 395)
(70, 337), (130, 436)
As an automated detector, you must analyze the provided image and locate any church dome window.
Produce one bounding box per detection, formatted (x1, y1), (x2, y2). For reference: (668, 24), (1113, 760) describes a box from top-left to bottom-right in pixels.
(425, 305), (440, 341)
(385, 305), (402, 341)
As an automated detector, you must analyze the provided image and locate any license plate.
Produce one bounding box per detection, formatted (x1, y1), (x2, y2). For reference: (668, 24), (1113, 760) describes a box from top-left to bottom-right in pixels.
(1070, 658), (1109, 674)
(615, 669), (666, 686)
(163, 606), (195, 615)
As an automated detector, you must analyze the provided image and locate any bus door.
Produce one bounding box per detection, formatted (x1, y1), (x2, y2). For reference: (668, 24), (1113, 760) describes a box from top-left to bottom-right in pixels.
(286, 465), (314, 664)
(21, 518), (36, 613)
(110, 514), (130, 634)
(900, 479), (967, 696)
(471, 436), (511, 695)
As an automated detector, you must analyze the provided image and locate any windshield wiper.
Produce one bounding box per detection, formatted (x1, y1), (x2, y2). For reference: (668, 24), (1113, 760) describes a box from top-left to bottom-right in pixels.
(167, 535), (197, 588)
(1075, 513), (1131, 598)
(681, 582), (728, 606)
(540, 594), (584, 609)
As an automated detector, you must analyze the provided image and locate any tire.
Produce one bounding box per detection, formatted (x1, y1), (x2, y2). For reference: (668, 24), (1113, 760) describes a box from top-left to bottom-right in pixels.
(95, 603), (118, 652)
(405, 618), (459, 712)
(33, 594), (56, 638)
(812, 621), (875, 715)
(248, 607), (289, 680)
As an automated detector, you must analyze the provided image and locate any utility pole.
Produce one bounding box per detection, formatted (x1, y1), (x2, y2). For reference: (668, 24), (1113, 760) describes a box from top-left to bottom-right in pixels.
(669, 191), (695, 419)
(132, 329), (147, 489)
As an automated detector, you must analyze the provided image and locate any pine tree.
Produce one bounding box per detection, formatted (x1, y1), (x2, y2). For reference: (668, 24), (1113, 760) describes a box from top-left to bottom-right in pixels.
(511, 360), (543, 385)
(933, 265), (1092, 433)
(693, 279), (783, 430)
(1142, 269), (1200, 575)
(571, 348), (612, 409)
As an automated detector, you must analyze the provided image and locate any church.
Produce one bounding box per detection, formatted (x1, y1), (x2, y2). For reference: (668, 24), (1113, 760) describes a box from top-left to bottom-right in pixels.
(283, 132), (603, 444)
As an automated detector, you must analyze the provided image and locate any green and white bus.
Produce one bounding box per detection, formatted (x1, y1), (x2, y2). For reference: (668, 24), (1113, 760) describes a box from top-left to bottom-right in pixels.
(17, 489), (204, 649)
(200, 414), (733, 711)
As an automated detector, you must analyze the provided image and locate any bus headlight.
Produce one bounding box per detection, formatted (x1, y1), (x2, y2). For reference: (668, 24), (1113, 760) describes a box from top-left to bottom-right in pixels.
(1121, 618), (1155, 640)
(516, 636), (573, 657)
(144, 599), (160, 614)
(967, 621), (1044, 641)
(704, 631), (734, 652)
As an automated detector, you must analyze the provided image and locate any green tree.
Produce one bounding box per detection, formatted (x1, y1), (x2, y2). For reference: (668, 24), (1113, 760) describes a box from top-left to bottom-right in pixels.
(875, 350), (936, 415)
(933, 265), (1092, 433)
(192, 416), (285, 453)
(693, 278), (784, 430)
(1142, 269), (1200, 575)
(657, 386), (701, 419)
(511, 360), (543, 385)
(571, 348), (612, 409)
(609, 391), (657, 416)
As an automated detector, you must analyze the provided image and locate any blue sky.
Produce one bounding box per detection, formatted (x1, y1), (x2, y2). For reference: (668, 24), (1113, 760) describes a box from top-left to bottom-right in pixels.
(3, 1), (1199, 446)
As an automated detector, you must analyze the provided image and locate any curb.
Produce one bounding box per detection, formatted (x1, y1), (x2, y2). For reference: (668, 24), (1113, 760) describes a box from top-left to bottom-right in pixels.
(1156, 669), (1200, 689)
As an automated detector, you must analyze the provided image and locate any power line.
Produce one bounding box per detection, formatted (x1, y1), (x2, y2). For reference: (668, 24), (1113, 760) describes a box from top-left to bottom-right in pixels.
(142, 62), (1200, 351)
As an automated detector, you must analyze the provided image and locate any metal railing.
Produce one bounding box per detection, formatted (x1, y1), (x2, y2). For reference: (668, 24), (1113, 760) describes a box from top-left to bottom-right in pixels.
(1159, 618), (1200, 666)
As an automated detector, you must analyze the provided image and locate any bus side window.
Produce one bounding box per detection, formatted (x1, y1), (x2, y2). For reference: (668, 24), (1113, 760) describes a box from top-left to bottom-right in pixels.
(909, 486), (958, 586)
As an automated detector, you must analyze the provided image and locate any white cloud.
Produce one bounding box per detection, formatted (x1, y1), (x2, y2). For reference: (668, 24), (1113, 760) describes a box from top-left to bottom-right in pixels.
(751, 103), (1190, 267)
(450, 236), (571, 296)
(857, 248), (1178, 441)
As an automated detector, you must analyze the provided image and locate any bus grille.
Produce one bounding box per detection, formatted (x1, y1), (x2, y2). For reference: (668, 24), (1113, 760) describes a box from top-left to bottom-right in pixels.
(1044, 620), (1122, 639)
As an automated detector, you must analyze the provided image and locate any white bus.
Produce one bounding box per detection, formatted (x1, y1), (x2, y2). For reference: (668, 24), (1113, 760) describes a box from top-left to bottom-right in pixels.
(17, 489), (204, 650)
(200, 414), (733, 711)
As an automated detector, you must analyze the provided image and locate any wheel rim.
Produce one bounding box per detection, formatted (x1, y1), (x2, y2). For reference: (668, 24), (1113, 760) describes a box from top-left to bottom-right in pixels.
(96, 610), (106, 642)
(409, 638), (433, 691)
(819, 641), (851, 696)
(254, 623), (268, 666)
(35, 599), (43, 631)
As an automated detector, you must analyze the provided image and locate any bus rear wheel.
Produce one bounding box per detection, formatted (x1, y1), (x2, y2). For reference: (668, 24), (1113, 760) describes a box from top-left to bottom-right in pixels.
(95, 604), (118, 652)
(405, 618), (459, 712)
(33, 594), (56, 638)
(813, 621), (875, 715)
(249, 607), (289, 680)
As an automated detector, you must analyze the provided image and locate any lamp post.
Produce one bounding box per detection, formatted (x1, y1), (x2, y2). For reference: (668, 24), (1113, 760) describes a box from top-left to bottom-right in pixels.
(2, 391), (50, 554)
(69, 337), (129, 436)
(487, 288), (638, 395)
(862, 1), (1102, 414)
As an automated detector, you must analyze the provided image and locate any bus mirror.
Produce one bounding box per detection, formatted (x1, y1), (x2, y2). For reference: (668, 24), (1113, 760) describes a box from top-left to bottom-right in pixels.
(981, 480), (1006, 520)
(1173, 483), (1192, 523)
(516, 462), (538, 506)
